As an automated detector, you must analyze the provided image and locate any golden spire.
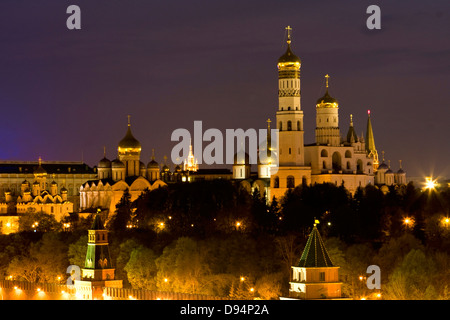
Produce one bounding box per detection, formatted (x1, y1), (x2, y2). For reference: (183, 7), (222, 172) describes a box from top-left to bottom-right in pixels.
(325, 74), (330, 89)
(350, 114), (353, 126)
(285, 25), (292, 44)
(127, 115), (131, 127)
(267, 118), (271, 131)
(382, 150), (385, 162)
(38, 156), (42, 166)
(151, 148), (155, 160)
(103, 146), (106, 158)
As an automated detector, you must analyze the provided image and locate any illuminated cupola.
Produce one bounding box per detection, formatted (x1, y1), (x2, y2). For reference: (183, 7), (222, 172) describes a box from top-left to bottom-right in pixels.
(276, 26), (305, 166)
(118, 115), (141, 177)
(315, 74), (341, 146)
(98, 147), (112, 180)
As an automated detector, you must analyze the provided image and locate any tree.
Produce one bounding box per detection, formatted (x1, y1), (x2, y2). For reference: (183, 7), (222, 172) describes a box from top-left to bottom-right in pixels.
(255, 272), (283, 300)
(109, 189), (132, 233)
(155, 237), (212, 294)
(7, 233), (68, 283)
(67, 235), (88, 269)
(384, 249), (438, 299)
(18, 211), (61, 232)
(125, 245), (158, 290)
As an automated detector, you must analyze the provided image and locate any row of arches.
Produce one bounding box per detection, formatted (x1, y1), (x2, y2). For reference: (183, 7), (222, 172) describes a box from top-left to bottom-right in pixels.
(320, 149), (353, 158)
(272, 176), (307, 189)
(279, 120), (302, 131)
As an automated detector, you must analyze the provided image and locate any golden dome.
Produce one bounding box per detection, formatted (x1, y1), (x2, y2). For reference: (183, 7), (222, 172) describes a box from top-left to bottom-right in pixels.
(118, 125), (141, 149)
(316, 74), (338, 108)
(316, 89), (338, 108)
(278, 43), (301, 65)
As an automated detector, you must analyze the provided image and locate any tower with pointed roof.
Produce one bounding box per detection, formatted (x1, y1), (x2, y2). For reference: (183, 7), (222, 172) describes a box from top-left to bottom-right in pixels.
(74, 214), (122, 300)
(289, 222), (342, 299)
(365, 110), (379, 171)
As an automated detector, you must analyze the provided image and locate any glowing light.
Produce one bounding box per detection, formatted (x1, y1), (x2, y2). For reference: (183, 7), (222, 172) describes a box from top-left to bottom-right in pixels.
(359, 276), (364, 281)
(36, 288), (41, 292)
(250, 287), (254, 292)
(240, 276), (245, 282)
(6, 222), (11, 228)
(164, 278), (168, 283)
(424, 177), (437, 190)
(236, 221), (241, 228)
(361, 297), (366, 300)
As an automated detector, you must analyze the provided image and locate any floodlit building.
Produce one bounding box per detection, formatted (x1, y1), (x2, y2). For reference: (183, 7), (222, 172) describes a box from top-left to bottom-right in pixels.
(233, 26), (407, 201)
(74, 214), (123, 300)
(289, 223), (342, 299)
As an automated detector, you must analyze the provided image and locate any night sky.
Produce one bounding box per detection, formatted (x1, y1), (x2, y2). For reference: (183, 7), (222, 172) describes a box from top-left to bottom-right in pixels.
(0, 0), (449, 180)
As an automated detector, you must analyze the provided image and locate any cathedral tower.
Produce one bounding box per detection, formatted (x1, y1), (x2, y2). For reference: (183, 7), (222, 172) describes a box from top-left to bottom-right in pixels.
(118, 116), (142, 177)
(315, 75), (340, 146)
(276, 26), (305, 166)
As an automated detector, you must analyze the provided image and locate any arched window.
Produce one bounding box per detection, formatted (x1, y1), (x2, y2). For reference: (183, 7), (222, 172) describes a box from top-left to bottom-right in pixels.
(279, 121), (283, 131)
(297, 121), (301, 131)
(323, 161), (327, 169)
(287, 176), (295, 189)
(332, 152), (342, 173)
(346, 161), (351, 169)
(287, 121), (292, 131)
(274, 176), (279, 188)
(321, 149), (328, 157)
(357, 159), (363, 173)
(345, 150), (352, 158)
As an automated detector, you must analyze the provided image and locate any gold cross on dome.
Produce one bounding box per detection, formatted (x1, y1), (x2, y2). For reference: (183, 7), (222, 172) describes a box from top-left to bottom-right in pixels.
(285, 26), (292, 43)
(127, 114), (131, 126)
(325, 74), (330, 88)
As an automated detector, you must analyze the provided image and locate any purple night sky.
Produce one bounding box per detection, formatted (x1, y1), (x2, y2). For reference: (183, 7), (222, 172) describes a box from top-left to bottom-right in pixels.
(0, 0), (449, 180)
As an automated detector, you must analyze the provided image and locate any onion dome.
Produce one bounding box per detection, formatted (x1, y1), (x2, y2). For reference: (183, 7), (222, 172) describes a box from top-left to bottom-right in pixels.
(162, 164), (170, 172)
(60, 186), (68, 193)
(51, 180), (58, 185)
(98, 157), (111, 168)
(139, 161), (145, 170)
(34, 157), (47, 175)
(378, 161), (388, 170)
(111, 158), (125, 168)
(147, 159), (159, 169)
(33, 181), (39, 186)
(397, 160), (405, 174)
(316, 74), (338, 108)
(278, 26), (301, 66)
(278, 42), (301, 65)
(118, 116), (141, 153)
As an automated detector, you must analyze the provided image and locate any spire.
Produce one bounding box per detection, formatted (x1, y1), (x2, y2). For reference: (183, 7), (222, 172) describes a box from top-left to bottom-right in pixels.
(365, 109), (379, 168)
(151, 148), (155, 160)
(297, 224), (334, 268)
(267, 118), (272, 157)
(325, 74), (330, 89)
(278, 26), (300, 64)
(127, 114), (131, 127)
(346, 114), (358, 143)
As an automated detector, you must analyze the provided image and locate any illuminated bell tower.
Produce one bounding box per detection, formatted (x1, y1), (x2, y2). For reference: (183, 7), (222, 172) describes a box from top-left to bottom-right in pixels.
(276, 26), (305, 166)
(118, 115), (142, 177)
(315, 74), (340, 146)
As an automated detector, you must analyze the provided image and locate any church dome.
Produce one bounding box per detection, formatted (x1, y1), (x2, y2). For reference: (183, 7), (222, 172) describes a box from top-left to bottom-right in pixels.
(111, 159), (125, 168)
(139, 161), (145, 169)
(278, 43), (301, 65)
(147, 159), (159, 169)
(98, 157), (111, 168)
(397, 168), (405, 174)
(162, 164), (170, 172)
(316, 89), (338, 107)
(378, 161), (388, 170)
(118, 124), (141, 151)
